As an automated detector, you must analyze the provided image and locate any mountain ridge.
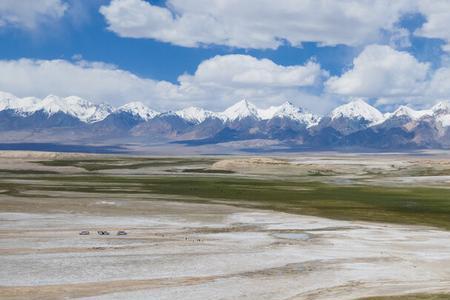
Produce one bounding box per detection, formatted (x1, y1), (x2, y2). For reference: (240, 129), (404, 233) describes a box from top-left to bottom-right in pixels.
(1, 91), (449, 150)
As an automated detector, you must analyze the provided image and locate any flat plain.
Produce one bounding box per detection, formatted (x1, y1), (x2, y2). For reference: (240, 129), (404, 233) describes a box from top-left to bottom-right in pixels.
(1, 151), (450, 300)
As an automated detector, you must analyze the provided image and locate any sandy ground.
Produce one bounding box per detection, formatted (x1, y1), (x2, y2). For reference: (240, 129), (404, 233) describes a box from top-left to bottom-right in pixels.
(2, 150), (450, 185)
(1, 200), (450, 300)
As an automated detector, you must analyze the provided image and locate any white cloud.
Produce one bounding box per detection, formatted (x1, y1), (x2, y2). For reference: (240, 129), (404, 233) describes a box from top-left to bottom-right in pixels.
(0, 0), (67, 29)
(168, 54), (330, 111)
(426, 67), (450, 99)
(3, 51), (448, 113)
(388, 27), (411, 49)
(179, 55), (325, 88)
(326, 45), (430, 98)
(0, 55), (331, 112)
(415, 0), (450, 52)
(0, 58), (170, 107)
(325, 44), (450, 109)
(100, 0), (414, 49)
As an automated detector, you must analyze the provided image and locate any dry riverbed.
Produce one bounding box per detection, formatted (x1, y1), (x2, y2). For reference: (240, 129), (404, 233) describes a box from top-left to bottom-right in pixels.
(1, 203), (450, 300)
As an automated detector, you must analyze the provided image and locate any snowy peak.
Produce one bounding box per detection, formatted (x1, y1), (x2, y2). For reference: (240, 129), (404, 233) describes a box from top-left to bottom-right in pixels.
(0, 92), (112, 122)
(258, 105), (280, 120)
(38, 95), (80, 115)
(259, 102), (300, 119)
(175, 106), (216, 123)
(431, 101), (450, 127)
(259, 101), (320, 127)
(117, 102), (159, 121)
(387, 105), (432, 120)
(331, 99), (384, 124)
(0, 91), (39, 114)
(220, 99), (259, 121)
(36, 95), (113, 123)
(0, 91), (18, 110)
(0, 95), (40, 116)
(432, 101), (450, 115)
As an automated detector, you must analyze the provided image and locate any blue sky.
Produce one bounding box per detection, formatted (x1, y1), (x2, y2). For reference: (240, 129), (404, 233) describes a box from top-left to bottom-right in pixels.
(1, 0), (450, 113)
(0, 1), (356, 81)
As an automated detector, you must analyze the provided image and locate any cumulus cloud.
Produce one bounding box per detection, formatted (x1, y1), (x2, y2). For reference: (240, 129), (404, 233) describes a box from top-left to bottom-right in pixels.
(0, 0), (67, 29)
(326, 45), (430, 98)
(171, 55), (330, 111)
(179, 55), (325, 88)
(0, 58), (171, 107)
(0, 55), (330, 112)
(325, 44), (450, 109)
(415, 0), (450, 52)
(100, 0), (414, 49)
(426, 67), (450, 99)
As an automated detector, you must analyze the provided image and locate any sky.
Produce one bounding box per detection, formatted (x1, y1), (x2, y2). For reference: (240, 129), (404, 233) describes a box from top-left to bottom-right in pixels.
(1, 0), (450, 114)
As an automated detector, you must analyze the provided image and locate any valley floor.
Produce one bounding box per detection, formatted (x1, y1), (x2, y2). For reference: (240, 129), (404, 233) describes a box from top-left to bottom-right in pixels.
(1, 151), (450, 299)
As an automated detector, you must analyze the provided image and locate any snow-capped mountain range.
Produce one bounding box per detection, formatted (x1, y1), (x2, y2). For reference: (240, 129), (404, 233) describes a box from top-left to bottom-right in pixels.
(0, 91), (113, 123)
(0, 93), (321, 126)
(1, 91), (450, 150)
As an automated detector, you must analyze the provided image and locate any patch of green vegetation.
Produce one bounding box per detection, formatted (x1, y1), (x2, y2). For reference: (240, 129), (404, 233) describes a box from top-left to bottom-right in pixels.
(36, 159), (120, 166)
(0, 169), (59, 175)
(7, 172), (449, 230)
(140, 177), (450, 230)
(181, 168), (235, 174)
(360, 293), (450, 300)
(307, 169), (336, 176)
(390, 166), (450, 177)
(409, 167), (450, 177)
(6, 157), (450, 231)
(35, 157), (217, 171)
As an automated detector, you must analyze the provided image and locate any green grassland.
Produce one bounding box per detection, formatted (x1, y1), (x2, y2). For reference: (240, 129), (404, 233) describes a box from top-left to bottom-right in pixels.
(1, 156), (450, 230)
(35, 157), (217, 171)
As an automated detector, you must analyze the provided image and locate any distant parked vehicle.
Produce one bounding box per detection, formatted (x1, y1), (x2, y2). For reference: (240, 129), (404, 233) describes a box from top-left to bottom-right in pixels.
(97, 231), (110, 235)
(117, 231), (127, 236)
(79, 230), (90, 235)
